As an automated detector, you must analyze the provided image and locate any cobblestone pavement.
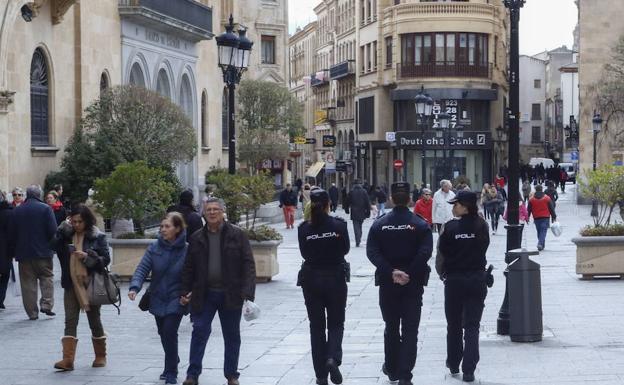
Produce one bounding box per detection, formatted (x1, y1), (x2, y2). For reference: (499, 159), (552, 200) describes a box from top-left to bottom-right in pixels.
(2, 184), (624, 385)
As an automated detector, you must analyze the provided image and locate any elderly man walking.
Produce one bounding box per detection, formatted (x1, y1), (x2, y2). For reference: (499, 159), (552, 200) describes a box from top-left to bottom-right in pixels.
(432, 180), (456, 232)
(180, 198), (256, 385)
(10, 185), (58, 320)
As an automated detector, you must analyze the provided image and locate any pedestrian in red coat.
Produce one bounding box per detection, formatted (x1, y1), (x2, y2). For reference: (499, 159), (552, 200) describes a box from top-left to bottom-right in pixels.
(414, 188), (433, 225)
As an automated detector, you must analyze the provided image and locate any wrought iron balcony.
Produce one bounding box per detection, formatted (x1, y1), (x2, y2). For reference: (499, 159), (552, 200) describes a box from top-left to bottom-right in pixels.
(310, 70), (329, 87)
(329, 60), (356, 80)
(397, 62), (490, 79)
(118, 0), (213, 42)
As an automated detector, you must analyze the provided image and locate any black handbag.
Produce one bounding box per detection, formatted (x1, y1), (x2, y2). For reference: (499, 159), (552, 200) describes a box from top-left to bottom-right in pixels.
(137, 256), (178, 312)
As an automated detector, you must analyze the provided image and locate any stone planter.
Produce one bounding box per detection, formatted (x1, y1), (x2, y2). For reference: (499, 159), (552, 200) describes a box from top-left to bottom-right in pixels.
(249, 240), (281, 282)
(109, 238), (153, 280)
(572, 236), (624, 279)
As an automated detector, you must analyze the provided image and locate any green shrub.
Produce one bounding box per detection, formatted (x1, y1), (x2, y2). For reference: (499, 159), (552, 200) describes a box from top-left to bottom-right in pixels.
(580, 224), (624, 236)
(244, 225), (283, 242)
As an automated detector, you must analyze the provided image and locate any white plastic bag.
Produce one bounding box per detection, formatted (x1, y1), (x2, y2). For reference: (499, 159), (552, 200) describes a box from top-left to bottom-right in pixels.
(550, 221), (562, 237)
(9, 260), (21, 297)
(242, 300), (260, 321)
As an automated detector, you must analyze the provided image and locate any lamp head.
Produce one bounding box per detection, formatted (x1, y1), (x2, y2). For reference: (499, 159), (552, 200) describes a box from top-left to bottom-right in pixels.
(592, 112), (603, 133)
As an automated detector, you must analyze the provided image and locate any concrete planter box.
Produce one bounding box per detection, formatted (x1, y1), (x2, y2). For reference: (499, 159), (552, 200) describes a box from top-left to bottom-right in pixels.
(572, 236), (624, 279)
(109, 238), (153, 280)
(250, 240), (281, 282)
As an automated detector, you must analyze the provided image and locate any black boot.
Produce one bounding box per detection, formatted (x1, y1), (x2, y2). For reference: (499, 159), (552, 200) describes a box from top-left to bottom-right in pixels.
(326, 358), (342, 384)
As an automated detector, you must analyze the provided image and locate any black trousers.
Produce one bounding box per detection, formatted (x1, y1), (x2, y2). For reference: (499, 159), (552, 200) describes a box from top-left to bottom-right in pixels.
(352, 219), (364, 245)
(444, 272), (487, 375)
(301, 269), (348, 380)
(379, 282), (424, 381)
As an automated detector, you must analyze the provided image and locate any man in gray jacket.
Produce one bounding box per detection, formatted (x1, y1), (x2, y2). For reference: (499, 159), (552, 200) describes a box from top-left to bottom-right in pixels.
(344, 180), (371, 247)
(10, 185), (58, 320)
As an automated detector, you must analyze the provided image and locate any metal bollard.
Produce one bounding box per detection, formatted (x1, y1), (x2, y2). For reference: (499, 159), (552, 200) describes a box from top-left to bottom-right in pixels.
(507, 248), (543, 342)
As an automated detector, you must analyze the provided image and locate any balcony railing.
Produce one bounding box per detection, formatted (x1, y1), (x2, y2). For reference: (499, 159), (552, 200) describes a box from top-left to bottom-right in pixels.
(329, 60), (355, 80)
(310, 71), (329, 87)
(119, 0), (213, 42)
(398, 62), (490, 79)
(385, 1), (496, 20)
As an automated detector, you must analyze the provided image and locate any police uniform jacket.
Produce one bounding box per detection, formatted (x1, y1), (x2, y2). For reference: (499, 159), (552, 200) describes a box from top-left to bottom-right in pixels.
(435, 214), (489, 277)
(366, 206), (433, 286)
(298, 215), (350, 268)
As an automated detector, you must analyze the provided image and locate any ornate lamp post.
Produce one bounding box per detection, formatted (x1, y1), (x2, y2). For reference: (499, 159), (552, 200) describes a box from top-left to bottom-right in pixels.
(591, 112), (603, 217)
(216, 15), (253, 174)
(415, 86), (434, 186)
(497, 0), (525, 336)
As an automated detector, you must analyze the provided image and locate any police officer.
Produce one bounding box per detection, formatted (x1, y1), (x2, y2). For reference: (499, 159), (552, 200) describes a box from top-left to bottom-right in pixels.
(297, 189), (350, 385)
(436, 190), (490, 383)
(366, 182), (433, 385)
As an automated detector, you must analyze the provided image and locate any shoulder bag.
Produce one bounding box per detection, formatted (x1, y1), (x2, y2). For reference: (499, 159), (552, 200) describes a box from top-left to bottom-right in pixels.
(87, 267), (122, 314)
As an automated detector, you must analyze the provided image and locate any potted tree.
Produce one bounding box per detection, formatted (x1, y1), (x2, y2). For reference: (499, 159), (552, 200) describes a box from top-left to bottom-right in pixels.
(573, 165), (624, 279)
(94, 161), (176, 279)
(206, 169), (283, 282)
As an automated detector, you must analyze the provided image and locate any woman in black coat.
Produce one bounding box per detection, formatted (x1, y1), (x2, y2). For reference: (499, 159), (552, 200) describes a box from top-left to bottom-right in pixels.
(0, 191), (14, 309)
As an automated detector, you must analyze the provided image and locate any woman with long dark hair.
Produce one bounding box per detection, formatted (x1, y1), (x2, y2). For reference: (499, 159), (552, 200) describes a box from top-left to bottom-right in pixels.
(436, 191), (490, 383)
(129, 212), (189, 384)
(52, 204), (110, 371)
(297, 189), (350, 385)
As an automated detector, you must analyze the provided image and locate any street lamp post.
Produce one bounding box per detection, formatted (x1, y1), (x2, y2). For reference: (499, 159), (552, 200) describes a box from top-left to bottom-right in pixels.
(216, 15), (253, 175)
(591, 112), (603, 217)
(497, 0), (525, 336)
(415, 86), (434, 187)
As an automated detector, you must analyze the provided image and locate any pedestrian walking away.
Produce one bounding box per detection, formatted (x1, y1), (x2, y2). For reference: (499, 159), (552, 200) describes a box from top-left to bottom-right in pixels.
(375, 186), (387, 218)
(50, 204), (111, 371)
(432, 180), (456, 232)
(180, 197), (256, 385)
(366, 182), (433, 385)
(436, 190), (490, 383)
(544, 181), (559, 206)
(559, 167), (568, 193)
(297, 188), (350, 385)
(344, 180), (371, 247)
(279, 183), (299, 229)
(522, 180), (531, 203)
(10, 185), (58, 320)
(527, 185), (557, 251)
(167, 189), (204, 239)
(129, 212), (189, 384)
(0, 191), (14, 309)
(328, 183), (339, 213)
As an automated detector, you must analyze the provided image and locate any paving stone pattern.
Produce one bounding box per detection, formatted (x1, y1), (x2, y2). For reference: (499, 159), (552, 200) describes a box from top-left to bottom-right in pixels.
(1, 185), (624, 385)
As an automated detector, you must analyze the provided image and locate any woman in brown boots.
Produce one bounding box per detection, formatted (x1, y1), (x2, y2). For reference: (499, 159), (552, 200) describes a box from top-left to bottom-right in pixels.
(51, 204), (110, 371)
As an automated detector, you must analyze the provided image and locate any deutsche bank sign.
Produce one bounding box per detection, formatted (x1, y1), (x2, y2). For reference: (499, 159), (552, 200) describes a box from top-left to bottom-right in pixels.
(395, 131), (492, 150)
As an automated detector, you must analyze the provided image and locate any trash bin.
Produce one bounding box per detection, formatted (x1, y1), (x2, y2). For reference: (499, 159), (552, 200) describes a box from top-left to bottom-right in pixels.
(507, 248), (543, 342)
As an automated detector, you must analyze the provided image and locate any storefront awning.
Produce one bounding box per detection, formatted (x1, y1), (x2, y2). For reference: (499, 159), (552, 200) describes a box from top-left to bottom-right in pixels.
(305, 161), (325, 178)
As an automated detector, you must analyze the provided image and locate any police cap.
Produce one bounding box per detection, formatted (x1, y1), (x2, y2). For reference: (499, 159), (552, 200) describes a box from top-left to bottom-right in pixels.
(447, 190), (477, 206)
(391, 182), (411, 195)
(310, 188), (330, 204)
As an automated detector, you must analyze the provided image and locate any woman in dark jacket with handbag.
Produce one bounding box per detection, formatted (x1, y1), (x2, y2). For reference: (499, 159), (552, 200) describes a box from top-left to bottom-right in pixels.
(52, 204), (110, 371)
(128, 212), (189, 385)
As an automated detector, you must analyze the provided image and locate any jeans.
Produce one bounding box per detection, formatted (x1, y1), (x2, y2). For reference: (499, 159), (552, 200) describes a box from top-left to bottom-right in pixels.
(64, 288), (104, 337)
(301, 268), (347, 380)
(534, 218), (550, 249)
(488, 208), (500, 232)
(444, 272), (487, 375)
(352, 219), (363, 245)
(155, 313), (183, 380)
(379, 283), (424, 381)
(19, 258), (54, 318)
(377, 203), (385, 218)
(187, 290), (242, 381)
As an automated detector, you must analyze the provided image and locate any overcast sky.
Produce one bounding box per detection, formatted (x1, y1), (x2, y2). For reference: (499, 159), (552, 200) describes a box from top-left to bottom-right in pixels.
(288, 0), (578, 56)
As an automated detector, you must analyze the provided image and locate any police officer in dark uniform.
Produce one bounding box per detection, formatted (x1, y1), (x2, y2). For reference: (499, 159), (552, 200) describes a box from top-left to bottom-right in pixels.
(366, 182), (433, 385)
(436, 190), (490, 383)
(297, 189), (350, 385)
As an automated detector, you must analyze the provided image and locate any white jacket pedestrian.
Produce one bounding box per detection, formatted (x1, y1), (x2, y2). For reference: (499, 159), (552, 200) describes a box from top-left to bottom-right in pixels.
(432, 181), (456, 226)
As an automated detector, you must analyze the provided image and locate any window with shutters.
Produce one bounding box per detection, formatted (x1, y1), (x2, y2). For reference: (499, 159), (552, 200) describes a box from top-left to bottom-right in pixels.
(30, 48), (50, 146)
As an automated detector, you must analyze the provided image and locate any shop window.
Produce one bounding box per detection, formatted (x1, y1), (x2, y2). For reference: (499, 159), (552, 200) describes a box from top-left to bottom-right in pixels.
(30, 48), (50, 146)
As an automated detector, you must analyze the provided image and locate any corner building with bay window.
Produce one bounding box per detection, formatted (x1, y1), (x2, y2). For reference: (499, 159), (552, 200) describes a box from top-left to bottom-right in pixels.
(290, 0), (509, 190)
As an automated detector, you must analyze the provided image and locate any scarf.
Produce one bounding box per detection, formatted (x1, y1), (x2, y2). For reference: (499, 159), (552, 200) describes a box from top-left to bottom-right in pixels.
(70, 233), (91, 311)
(49, 200), (63, 211)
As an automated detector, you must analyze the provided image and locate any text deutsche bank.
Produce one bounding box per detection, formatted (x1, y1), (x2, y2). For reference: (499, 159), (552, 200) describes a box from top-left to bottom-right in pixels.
(395, 131), (491, 150)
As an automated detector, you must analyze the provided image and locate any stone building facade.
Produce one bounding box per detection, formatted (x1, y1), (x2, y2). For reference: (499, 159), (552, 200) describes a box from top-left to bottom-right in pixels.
(578, 0), (624, 175)
(289, 0), (509, 190)
(0, 0), (288, 194)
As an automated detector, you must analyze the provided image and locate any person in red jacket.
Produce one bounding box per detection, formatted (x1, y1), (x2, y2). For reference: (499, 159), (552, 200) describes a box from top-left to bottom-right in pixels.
(413, 188), (433, 227)
(527, 184), (557, 251)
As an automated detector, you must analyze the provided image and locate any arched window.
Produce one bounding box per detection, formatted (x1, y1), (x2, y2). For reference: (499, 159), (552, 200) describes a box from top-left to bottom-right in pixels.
(100, 71), (109, 96)
(129, 62), (145, 87)
(156, 69), (171, 99)
(179, 75), (193, 119)
(221, 88), (229, 148)
(30, 48), (50, 146)
(201, 90), (208, 147)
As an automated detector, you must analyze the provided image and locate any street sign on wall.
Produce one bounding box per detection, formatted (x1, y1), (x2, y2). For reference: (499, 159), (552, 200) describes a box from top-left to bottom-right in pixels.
(393, 159), (404, 170)
(395, 131), (492, 149)
(322, 135), (336, 147)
